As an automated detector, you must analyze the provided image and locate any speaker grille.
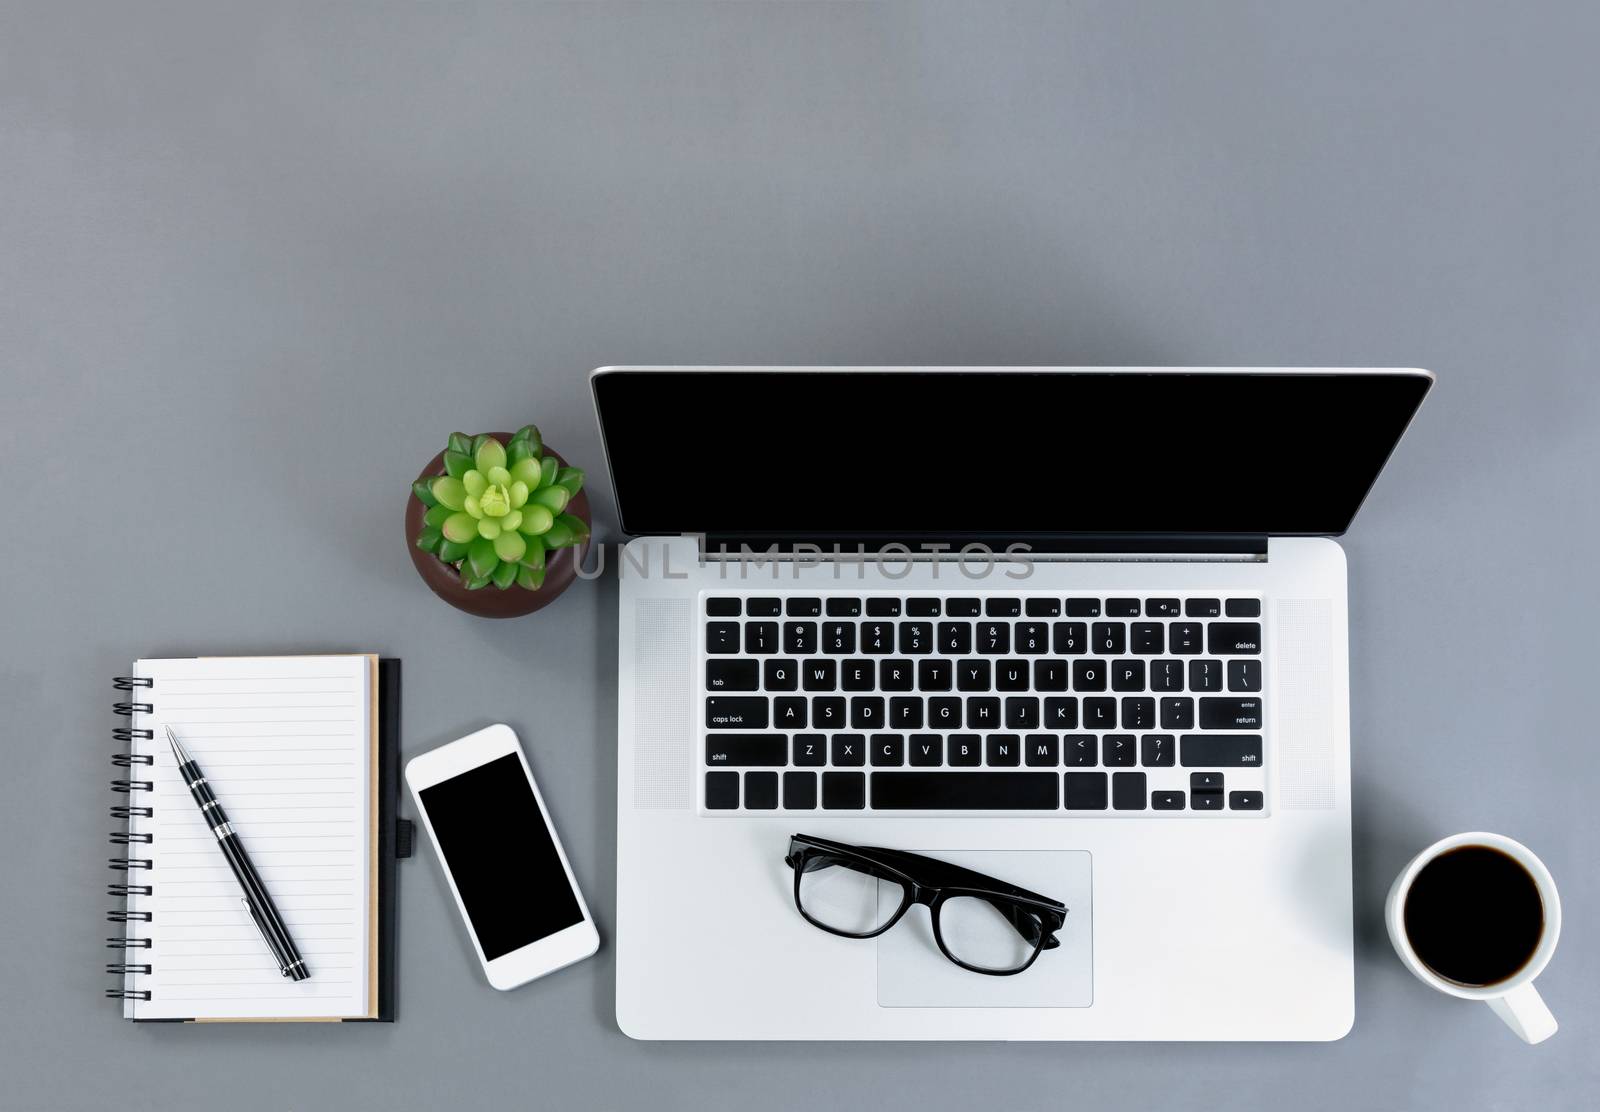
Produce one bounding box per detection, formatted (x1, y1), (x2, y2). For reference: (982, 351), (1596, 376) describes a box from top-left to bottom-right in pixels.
(1274, 599), (1336, 809)
(632, 599), (693, 809)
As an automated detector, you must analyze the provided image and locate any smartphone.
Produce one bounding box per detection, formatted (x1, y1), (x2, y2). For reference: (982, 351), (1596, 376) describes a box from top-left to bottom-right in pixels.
(405, 724), (599, 989)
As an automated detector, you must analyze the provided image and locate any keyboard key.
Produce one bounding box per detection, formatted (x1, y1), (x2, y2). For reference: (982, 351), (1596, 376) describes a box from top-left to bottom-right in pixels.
(1181, 734), (1263, 767)
(1025, 598), (1060, 617)
(1225, 598), (1262, 617)
(1152, 790), (1185, 810)
(1131, 622), (1165, 654)
(1066, 598), (1101, 617)
(822, 622), (856, 654)
(747, 597), (781, 616)
(745, 622), (779, 654)
(1004, 697), (1040, 729)
(977, 622), (1010, 654)
(786, 597), (821, 617)
(880, 660), (914, 691)
(706, 697), (768, 729)
(1044, 697), (1079, 729)
(1191, 791), (1224, 811)
(850, 696), (884, 729)
(906, 598), (941, 616)
(1066, 735), (1097, 766)
(918, 659), (952, 690)
(1065, 772), (1108, 809)
(1073, 659), (1107, 691)
(909, 734), (943, 766)
(899, 622), (933, 654)
(773, 696), (807, 727)
(1025, 734), (1059, 766)
(1106, 598), (1140, 617)
(783, 771), (817, 809)
(957, 660), (991, 690)
(996, 660), (1029, 691)
(1188, 659), (1223, 691)
(1229, 790), (1264, 810)
(939, 622), (973, 654)
(784, 622), (817, 655)
(1160, 697), (1195, 730)
(1152, 660), (1184, 691)
(707, 660), (758, 691)
(947, 734), (982, 766)
(1084, 698), (1116, 729)
(1147, 598), (1181, 617)
(802, 660), (837, 690)
(1034, 660), (1068, 691)
(870, 734), (905, 766)
(1102, 734), (1135, 766)
(889, 697), (922, 729)
(1191, 771), (1225, 791)
(985, 598), (1021, 617)
(831, 734), (866, 766)
(793, 734), (825, 766)
(841, 659), (874, 690)
(947, 598), (981, 617)
(706, 597), (741, 616)
(867, 597), (902, 617)
(1228, 659), (1262, 691)
(873, 771), (1059, 810)
(1092, 622), (1126, 654)
(822, 771), (866, 809)
(705, 734), (787, 765)
(1121, 697), (1154, 729)
(825, 597), (862, 617)
(706, 622), (740, 654)
(1015, 623), (1049, 654)
(813, 696), (845, 729)
(705, 771), (739, 809)
(764, 659), (798, 690)
(1140, 733), (1176, 766)
(862, 623), (895, 653)
(1185, 597), (1221, 618)
(1053, 621), (1088, 654)
(1112, 771), (1147, 810)
(986, 734), (1022, 766)
(1200, 697), (1263, 730)
(929, 696), (962, 728)
(1112, 660), (1146, 691)
(1169, 622), (1203, 654)
(744, 771), (778, 809)
(966, 697), (1000, 729)
(1208, 623), (1262, 654)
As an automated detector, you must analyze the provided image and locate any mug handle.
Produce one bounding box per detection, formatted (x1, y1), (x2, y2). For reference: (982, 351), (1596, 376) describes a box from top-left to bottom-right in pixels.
(1487, 982), (1557, 1044)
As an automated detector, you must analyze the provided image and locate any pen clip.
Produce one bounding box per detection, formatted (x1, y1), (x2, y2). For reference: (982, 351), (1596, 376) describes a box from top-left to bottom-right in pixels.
(241, 896), (291, 977)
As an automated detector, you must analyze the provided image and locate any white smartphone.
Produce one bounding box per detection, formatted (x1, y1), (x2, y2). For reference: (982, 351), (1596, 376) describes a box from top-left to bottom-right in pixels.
(405, 724), (599, 989)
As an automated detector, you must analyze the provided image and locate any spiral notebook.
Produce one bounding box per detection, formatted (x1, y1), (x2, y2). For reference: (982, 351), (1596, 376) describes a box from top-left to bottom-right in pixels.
(109, 654), (404, 1022)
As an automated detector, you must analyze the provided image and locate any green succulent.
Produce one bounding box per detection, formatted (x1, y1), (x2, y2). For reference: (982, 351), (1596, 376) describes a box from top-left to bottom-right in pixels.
(411, 427), (589, 591)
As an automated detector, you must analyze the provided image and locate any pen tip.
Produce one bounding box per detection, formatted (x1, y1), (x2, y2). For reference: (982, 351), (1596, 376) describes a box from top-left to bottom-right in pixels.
(165, 725), (189, 763)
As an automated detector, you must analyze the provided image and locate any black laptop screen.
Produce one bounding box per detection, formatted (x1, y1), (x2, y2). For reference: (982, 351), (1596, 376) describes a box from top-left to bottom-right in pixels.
(592, 369), (1431, 538)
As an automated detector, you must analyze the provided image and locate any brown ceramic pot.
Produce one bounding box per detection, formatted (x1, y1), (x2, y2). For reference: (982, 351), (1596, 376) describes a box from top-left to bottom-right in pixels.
(404, 436), (592, 618)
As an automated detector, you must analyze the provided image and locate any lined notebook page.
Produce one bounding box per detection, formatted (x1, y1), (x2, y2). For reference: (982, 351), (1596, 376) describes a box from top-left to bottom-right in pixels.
(126, 656), (374, 1020)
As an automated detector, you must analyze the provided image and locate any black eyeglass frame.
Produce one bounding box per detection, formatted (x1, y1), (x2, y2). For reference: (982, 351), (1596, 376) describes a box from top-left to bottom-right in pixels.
(783, 834), (1068, 976)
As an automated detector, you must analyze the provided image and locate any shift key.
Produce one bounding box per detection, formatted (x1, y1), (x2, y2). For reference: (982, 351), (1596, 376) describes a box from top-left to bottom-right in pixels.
(706, 734), (787, 765)
(706, 697), (769, 729)
(1181, 734), (1263, 766)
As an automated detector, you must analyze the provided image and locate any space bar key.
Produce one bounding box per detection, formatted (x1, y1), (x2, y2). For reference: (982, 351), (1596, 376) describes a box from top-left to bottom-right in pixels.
(871, 772), (1060, 810)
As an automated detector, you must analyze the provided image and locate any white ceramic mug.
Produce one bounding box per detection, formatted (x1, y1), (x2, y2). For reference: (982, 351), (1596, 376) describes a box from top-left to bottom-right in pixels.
(1385, 831), (1561, 1043)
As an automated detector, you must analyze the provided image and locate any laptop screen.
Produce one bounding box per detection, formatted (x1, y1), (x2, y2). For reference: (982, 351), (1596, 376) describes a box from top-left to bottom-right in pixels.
(591, 368), (1431, 539)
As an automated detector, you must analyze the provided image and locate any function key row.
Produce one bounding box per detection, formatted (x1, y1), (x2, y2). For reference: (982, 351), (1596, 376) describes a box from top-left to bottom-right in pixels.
(706, 596), (1263, 619)
(706, 620), (1262, 657)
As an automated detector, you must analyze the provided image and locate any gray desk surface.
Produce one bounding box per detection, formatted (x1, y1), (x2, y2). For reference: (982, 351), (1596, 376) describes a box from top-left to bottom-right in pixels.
(3, 2), (1597, 1109)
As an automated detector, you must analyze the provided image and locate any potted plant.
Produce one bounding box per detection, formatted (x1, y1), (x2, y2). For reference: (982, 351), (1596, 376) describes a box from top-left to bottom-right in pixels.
(405, 426), (592, 617)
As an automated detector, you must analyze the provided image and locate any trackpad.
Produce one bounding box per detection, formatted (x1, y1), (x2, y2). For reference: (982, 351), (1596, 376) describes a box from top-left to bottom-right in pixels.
(876, 850), (1093, 1009)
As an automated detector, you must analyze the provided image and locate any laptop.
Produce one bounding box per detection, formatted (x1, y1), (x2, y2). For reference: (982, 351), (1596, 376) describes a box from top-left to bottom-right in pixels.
(595, 366), (1432, 1040)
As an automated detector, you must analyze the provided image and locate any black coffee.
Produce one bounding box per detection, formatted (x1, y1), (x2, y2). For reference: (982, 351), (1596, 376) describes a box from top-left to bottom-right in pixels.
(1403, 845), (1544, 987)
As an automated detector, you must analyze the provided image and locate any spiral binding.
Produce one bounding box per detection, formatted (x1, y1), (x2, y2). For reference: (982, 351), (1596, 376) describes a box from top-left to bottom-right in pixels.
(110, 676), (156, 1006)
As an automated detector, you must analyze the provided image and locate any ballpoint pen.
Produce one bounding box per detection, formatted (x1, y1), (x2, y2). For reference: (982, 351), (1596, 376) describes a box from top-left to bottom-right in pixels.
(166, 726), (310, 981)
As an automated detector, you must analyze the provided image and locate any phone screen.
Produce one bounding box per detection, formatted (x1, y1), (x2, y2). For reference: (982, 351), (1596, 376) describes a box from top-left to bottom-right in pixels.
(417, 753), (584, 960)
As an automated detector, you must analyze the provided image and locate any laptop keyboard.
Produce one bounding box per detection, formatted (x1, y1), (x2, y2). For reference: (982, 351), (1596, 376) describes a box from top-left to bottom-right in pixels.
(701, 594), (1266, 815)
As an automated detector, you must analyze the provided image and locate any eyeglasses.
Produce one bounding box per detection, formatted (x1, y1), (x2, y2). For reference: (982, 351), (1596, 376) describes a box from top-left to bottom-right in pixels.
(783, 834), (1068, 976)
